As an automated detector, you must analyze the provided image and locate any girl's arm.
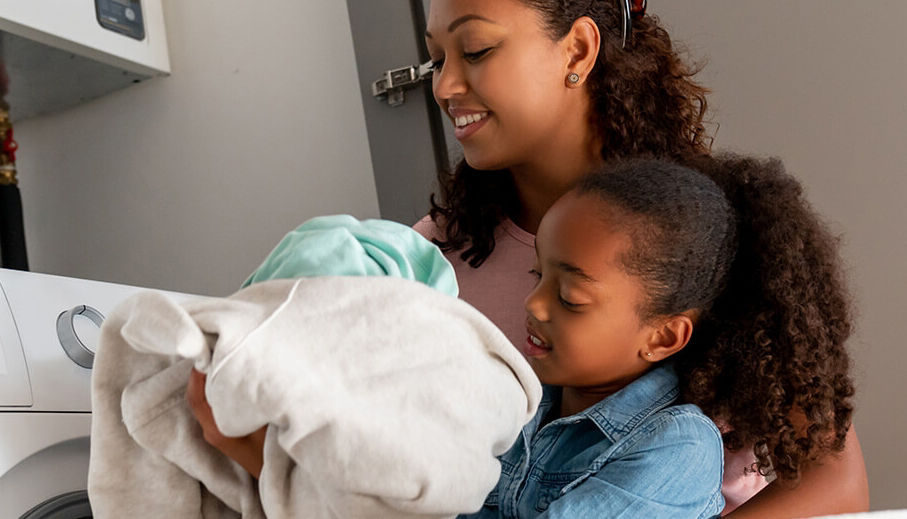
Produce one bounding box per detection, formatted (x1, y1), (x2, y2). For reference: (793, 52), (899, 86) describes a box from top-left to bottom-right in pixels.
(726, 426), (869, 518)
(186, 368), (267, 479)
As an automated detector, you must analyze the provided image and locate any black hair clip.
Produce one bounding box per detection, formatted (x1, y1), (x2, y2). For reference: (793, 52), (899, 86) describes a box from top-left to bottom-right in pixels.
(620, 0), (647, 48)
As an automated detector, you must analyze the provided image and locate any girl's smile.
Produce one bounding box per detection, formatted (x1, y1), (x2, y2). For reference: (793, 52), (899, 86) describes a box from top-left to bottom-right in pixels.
(523, 325), (552, 357)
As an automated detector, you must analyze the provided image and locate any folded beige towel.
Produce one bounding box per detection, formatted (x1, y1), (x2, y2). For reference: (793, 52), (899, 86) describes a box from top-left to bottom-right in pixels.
(89, 277), (541, 518)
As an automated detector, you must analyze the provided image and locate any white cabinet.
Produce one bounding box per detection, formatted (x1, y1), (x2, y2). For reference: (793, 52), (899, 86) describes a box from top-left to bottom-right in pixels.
(0, 0), (170, 121)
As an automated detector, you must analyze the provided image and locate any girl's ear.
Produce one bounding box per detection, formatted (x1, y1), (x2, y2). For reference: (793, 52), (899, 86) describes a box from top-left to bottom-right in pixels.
(641, 313), (695, 363)
(563, 16), (601, 87)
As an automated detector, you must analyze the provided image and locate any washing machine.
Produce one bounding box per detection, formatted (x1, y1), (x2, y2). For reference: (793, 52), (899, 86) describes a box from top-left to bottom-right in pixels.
(0, 268), (193, 518)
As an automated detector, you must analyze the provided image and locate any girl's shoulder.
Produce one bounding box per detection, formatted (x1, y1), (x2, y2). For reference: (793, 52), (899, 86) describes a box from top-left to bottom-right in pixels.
(605, 400), (723, 468)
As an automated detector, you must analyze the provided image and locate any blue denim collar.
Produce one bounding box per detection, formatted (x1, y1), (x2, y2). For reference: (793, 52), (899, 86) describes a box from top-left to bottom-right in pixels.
(537, 363), (680, 441)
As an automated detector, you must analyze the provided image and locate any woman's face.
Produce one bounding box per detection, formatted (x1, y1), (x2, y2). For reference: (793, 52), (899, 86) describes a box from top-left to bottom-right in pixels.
(425, 0), (579, 170)
(523, 192), (656, 393)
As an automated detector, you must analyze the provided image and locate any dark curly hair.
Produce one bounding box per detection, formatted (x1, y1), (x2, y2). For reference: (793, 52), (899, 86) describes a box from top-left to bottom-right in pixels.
(578, 155), (855, 484)
(428, 0), (711, 266)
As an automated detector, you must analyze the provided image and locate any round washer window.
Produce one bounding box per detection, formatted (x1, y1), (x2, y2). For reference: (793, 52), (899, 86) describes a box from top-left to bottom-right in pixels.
(19, 490), (92, 519)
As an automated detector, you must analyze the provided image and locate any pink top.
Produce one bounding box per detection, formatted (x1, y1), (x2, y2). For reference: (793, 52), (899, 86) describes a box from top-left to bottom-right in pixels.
(414, 215), (769, 515)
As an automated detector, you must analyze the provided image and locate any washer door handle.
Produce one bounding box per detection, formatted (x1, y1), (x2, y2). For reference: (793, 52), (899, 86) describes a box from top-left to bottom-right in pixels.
(56, 305), (105, 369)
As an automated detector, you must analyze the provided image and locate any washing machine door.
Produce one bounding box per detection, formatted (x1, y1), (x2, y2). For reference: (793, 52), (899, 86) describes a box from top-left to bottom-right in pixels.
(19, 490), (91, 519)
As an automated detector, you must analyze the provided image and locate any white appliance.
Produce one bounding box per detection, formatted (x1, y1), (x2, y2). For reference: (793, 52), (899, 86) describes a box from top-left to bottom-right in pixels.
(1, 0), (170, 121)
(0, 268), (190, 518)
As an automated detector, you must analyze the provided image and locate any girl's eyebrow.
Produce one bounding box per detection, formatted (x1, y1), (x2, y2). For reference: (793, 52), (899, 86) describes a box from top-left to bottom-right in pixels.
(557, 261), (598, 283)
(425, 14), (499, 39)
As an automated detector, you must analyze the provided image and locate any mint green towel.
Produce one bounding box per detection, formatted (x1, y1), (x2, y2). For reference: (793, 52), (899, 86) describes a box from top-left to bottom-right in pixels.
(243, 215), (458, 297)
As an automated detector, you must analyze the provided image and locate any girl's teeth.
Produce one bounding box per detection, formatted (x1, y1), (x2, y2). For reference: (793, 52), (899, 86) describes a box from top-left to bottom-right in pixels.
(530, 335), (543, 346)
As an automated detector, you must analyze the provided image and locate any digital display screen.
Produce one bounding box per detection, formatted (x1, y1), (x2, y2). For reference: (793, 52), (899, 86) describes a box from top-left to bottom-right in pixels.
(95, 0), (145, 40)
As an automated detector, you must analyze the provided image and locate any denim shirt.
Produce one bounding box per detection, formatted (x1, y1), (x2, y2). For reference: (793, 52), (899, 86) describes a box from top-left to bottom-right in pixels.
(461, 364), (724, 518)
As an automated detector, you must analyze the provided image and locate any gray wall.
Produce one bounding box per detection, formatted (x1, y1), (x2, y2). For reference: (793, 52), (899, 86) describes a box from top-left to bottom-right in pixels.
(656, 1), (907, 511)
(13, 0), (379, 296)
(8, 0), (907, 511)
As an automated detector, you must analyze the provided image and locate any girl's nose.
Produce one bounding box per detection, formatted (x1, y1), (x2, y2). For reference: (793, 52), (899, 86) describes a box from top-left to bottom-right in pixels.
(524, 285), (549, 322)
(432, 60), (467, 101)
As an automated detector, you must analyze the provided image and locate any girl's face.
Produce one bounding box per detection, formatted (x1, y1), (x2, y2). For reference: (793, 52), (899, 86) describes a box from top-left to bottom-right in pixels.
(524, 192), (657, 392)
(425, 0), (581, 170)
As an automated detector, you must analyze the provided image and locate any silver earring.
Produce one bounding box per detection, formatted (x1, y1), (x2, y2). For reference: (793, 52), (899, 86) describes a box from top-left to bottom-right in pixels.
(567, 72), (580, 84)
(645, 352), (653, 357)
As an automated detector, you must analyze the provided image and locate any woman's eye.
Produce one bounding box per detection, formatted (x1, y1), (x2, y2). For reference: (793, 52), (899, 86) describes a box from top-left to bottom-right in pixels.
(428, 58), (445, 72)
(463, 48), (492, 62)
(529, 268), (542, 279)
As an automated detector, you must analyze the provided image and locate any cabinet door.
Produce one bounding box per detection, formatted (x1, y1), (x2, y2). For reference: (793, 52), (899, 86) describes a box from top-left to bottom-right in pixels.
(347, 0), (455, 225)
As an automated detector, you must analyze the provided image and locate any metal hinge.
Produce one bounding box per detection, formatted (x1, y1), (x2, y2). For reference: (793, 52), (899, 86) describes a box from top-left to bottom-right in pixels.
(371, 61), (433, 107)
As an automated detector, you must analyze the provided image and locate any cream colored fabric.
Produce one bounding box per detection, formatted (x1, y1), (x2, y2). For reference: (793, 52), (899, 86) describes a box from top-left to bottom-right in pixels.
(89, 277), (541, 518)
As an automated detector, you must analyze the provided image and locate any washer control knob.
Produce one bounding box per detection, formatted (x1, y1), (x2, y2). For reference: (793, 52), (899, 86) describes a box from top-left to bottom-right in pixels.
(56, 305), (105, 369)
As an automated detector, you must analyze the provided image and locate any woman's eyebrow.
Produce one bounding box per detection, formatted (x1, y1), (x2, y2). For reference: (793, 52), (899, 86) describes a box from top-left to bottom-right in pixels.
(425, 14), (499, 39)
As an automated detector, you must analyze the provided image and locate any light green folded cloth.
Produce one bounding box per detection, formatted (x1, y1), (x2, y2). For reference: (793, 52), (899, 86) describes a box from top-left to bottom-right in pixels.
(243, 215), (458, 297)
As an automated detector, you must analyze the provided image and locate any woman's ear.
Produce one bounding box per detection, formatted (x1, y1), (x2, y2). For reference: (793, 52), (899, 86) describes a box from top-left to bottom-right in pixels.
(641, 313), (695, 363)
(563, 16), (601, 87)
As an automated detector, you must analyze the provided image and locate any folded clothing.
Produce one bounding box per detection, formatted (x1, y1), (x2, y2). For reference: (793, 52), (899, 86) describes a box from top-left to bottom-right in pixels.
(89, 276), (541, 518)
(243, 214), (458, 297)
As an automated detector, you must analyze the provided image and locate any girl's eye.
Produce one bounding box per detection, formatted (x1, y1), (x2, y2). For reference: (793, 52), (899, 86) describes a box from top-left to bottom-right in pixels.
(558, 295), (582, 310)
(529, 268), (542, 279)
(428, 58), (445, 72)
(463, 48), (492, 62)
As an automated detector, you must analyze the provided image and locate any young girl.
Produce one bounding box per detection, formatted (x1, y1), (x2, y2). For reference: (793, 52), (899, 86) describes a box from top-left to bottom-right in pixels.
(460, 155), (854, 517)
(417, 0), (868, 515)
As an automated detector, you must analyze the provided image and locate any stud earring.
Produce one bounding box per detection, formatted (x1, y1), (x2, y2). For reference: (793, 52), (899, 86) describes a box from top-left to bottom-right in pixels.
(645, 352), (653, 357)
(567, 72), (580, 84)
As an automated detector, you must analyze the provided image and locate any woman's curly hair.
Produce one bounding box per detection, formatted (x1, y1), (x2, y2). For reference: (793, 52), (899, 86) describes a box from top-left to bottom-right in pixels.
(429, 0), (711, 266)
(580, 155), (855, 484)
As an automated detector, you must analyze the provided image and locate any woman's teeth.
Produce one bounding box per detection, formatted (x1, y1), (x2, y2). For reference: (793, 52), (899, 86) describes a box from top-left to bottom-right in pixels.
(530, 335), (544, 347)
(454, 112), (488, 128)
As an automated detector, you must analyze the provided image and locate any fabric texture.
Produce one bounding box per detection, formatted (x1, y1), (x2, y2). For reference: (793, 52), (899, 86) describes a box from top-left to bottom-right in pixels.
(88, 277), (542, 518)
(460, 364), (725, 518)
(246, 214), (458, 297)
(413, 214), (768, 515)
(413, 215), (535, 348)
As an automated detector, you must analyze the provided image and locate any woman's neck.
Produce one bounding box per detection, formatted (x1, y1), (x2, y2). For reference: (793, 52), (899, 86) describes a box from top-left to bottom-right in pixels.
(510, 154), (601, 234)
(507, 112), (603, 234)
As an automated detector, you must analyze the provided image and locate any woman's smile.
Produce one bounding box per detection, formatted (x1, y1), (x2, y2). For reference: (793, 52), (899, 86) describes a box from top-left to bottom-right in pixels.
(449, 108), (490, 140)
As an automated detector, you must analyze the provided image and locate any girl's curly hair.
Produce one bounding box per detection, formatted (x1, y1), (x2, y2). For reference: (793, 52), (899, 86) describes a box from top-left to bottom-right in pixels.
(579, 155), (855, 484)
(429, 0), (711, 266)
(680, 153), (855, 484)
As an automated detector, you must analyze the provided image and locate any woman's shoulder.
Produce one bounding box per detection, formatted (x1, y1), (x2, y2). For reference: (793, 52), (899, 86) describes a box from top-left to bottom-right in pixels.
(413, 214), (445, 242)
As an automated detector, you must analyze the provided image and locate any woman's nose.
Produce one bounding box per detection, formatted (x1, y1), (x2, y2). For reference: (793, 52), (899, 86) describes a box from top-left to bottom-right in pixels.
(432, 60), (467, 101)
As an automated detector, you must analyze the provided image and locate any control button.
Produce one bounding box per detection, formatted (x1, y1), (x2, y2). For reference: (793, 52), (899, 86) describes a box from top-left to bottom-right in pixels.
(57, 305), (105, 369)
(124, 7), (136, 21)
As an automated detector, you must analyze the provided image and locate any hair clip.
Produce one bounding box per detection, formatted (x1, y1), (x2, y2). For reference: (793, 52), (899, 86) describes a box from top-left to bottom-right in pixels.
(619, 0), (647, 48)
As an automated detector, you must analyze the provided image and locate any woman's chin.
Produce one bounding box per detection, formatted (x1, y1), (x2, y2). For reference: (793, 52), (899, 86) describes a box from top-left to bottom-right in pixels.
(462, 148), (508, 172)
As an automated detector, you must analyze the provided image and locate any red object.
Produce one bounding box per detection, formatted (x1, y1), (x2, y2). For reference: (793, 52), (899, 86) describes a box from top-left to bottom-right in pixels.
(631, 0), (647, 19)
(2, 126), (17, 162)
